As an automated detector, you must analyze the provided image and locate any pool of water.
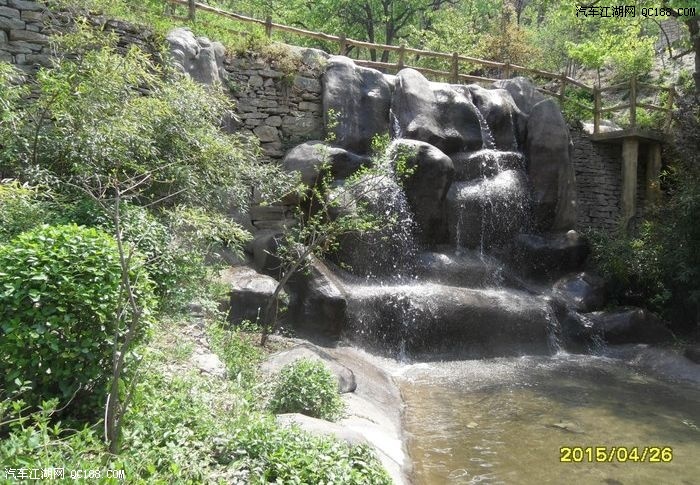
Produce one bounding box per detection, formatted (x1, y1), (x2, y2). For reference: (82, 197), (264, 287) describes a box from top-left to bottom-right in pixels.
(398, 353), (700, 485)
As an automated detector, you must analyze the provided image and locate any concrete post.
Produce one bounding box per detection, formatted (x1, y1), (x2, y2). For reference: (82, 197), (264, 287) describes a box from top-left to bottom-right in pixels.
(621, 138), (639, 231)
(646, 142), (662, 206)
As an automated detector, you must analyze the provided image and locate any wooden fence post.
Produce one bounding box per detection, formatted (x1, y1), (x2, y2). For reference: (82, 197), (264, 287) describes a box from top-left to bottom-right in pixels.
(559, 72), (567, 101)
(629, 75), (637, 129)
(503, 61), (511, 79)
(188, 0), (196, 21)
(665, 87), (674, 132)
(593, 87), (601, 134)
(450, 52), (459, 83)
(338, 34), (347, 55)
(265, 15), (272, 37)
(398, 43), (406, 70)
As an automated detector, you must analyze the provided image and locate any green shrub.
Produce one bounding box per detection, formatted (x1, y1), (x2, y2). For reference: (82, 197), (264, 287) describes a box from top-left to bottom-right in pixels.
(0, 224), (156, 408)
(269, 359), (344, 421)
(0, 181), (54, 243)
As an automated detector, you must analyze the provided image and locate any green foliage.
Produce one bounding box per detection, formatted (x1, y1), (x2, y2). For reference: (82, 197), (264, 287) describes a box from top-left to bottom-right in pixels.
(269, 359), (344, 421)
(208, 319), (263, 387)
(589, 161), (700, 320)
(560, 86), (595, 124)
(0, 181), (55, 243)
(0, 225), (155, 409)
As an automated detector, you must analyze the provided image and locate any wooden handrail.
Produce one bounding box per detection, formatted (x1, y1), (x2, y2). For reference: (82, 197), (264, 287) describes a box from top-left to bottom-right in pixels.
(165, 0), (675, 134)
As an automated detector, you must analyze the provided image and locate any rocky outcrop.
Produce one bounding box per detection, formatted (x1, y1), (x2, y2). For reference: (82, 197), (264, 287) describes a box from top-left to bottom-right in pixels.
(470, 85), (525, 150)
(282, 140), (371, 188)
(218, 266), (286, 324)
(389, 139), (454, 243)
(166, 28), (226, 85)
(262, 343), (356, 393)
(447, 169), (530, 248)
(451, 149), (524, 181)
(512, 231), (589, 279)
(323, 56), (393, 154)
(392, 69), (482, 154)
(525, 98), (577, 231)
(345, 284), (552, 358)
(552, 272), (605, 313)
(585, 307), (674, 345)
(493, 76), (546, 115)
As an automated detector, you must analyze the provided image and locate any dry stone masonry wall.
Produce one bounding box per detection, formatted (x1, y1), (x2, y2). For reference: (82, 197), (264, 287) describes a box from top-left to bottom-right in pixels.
(225, 48), (326, 160)
(0, 0), (52, 72)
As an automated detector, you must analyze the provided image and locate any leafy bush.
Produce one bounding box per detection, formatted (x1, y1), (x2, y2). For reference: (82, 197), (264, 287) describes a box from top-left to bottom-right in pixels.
(0, 180), (54, 243)
(0, 224), (155, 408)
(269, 359), (344, 421)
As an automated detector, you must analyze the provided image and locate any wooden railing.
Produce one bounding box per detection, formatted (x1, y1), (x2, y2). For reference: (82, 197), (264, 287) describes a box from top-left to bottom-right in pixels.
(166, 0), (676, 135)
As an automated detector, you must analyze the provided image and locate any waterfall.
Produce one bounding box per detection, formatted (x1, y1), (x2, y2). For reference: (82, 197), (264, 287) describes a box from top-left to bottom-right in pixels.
(473, 104), (496, 150)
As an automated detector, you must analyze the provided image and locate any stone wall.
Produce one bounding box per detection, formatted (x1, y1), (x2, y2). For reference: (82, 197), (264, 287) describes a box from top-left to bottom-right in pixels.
(571, 127), (650, 232)
(225, 48), (326, 159)
(1, 1), (157, 73)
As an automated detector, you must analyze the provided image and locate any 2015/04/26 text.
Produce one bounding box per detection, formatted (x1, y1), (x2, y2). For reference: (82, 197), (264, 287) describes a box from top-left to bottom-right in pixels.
(560, 446), (673, 463)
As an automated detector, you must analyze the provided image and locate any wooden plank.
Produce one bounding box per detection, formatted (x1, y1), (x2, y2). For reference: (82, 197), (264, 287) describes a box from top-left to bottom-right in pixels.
(636, 102), (670, 112)
(599, 81), (629, 92)
(599, 103), (630, 113)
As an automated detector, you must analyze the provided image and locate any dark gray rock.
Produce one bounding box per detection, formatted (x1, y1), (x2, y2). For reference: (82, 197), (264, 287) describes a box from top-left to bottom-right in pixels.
(553, 272), (606, 313)
(451, 149), (524, 181)
(282, 141), (371, 188)
(389, 139), (454, 243)
(287, 256), (348, 337)
(585, 307), (674, 345)
(683, 345), (700, 364)
(262, 342), (356, 393)
(250, 230), (283, 276)
(345, 284), (552, 358)
(512, 231), (589, 279)
(469, 85), (526, 150)
(414, 250), (506, 288)
(219, 266), (286, 325)
(392, 68), (482, 154)
(323, 56), (392, 154)
(525, 98), (577, 231)
(492, 76), (546, 115)
(446, 169), (530, 249)
(166, 28), (226, 85)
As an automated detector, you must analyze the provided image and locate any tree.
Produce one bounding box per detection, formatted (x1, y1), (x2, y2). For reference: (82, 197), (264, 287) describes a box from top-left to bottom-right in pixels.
(2, 24), (292, 451)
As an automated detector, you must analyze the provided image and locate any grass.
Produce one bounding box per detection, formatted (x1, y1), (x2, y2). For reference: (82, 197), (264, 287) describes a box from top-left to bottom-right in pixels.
(1, 312), (391, 483)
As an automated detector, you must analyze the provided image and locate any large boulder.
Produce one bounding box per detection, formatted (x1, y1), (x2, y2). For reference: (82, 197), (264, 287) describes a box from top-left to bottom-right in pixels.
(469, 85), (526, 150)
(389, 139), (454, 244)
(345, 284), (552, 358)
(446, 169), (530, 249)
(287, 256), (348, 336)
(584, 308), (674, 345)
(451, 149), (524, 181)
(323, 56), (392, 154)
(492, 76), (546, 115)
(262, 342), (356, 393)
(218, 266), (286, 325)
(414, 250), (509, 288)
(512, 231), (589, 279)
(392, 69), (482, 154)
(525, 98), (577, 231)
(552, 272), (606, 313)
(166, 28), (226, 85)
(282, 141), (371, 188)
